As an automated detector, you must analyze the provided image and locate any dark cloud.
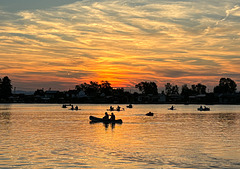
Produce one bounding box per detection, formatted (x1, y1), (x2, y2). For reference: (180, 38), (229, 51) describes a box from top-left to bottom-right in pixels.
(0, 0), (79, 12)
(25, 70), (95, 79)
(161, 69), (191, 78)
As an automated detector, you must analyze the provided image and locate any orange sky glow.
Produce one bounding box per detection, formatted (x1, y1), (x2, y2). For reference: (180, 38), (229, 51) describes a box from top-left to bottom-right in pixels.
(0, 1), (240, 91)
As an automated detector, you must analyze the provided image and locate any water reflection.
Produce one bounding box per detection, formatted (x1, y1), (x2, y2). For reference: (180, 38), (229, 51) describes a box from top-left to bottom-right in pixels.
(0, 104), (12, 124)
(0, 111), (11, 120)
(0, 104), (240, 168)
(217, 113), (236, 123)
(90, 121), (122, 130)
(0, 112), (11, 129)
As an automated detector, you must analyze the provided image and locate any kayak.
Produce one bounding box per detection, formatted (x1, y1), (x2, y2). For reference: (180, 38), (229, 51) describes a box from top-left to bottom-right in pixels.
(89, 116), (123, 124)
(126, 104), (133, 108)
(197, 107), (210, 111)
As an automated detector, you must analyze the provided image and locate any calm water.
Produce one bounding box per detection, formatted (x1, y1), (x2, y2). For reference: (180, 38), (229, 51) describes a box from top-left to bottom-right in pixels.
(0, 104), (240, 168)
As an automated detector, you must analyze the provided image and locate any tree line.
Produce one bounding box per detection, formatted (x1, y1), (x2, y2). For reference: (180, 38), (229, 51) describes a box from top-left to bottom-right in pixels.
(134, 77), (237, 95)
(75, 81), (115, 96)
(0, 76), (238, 103)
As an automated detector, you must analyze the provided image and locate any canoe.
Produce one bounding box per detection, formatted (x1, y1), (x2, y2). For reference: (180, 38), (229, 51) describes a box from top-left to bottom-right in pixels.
(89, 116), (123, 124)
(146, 112), (154, 116)
(69, 109), (81, 110)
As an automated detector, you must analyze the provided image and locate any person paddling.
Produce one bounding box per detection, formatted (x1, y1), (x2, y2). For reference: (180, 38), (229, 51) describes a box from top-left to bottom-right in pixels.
(103, 112), (109, 120)
(110, 113), (115, 121)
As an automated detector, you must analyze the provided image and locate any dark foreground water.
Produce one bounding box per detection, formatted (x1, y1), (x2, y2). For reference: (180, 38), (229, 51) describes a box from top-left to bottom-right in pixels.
(0, 104), (240, 168)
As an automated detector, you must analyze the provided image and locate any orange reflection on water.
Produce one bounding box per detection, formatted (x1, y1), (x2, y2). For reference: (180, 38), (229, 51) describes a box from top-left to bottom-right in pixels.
(1, 104), (240, 168)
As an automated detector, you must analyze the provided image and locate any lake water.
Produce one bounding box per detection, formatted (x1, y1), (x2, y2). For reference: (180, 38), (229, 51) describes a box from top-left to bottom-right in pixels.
(0, 104), (240, 168)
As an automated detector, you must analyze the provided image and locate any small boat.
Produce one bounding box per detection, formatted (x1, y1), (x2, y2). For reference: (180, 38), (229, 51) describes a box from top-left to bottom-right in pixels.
(89, 116), (123, 124)
(126, 104), (133, 108)
(197, 106), (210, 111)
(70, 105), (80, 110)
(107, 106), (125, 111)
(168, 106), (176, 110)
(62, 104), (72, 108)
(146, 112), (154, 116)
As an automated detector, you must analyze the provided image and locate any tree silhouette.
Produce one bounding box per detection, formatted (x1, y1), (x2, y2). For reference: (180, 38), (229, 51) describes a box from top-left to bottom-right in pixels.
(75, 81), (114, 96)
(0, 76), (12, 99)
(135, 81), (158, 95)
(191, 83), (207, 95)
(214, 78), (237, 94)
(100, 81), (113, 96)
(76, 81), (100, 96)
(181, 84), (191, 101)
(165, 83), (179, 96)
(181, 83), (207, 102)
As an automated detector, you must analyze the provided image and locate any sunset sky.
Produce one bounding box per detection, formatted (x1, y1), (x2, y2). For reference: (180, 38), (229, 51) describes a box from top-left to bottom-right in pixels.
(0, 0), (240, 92)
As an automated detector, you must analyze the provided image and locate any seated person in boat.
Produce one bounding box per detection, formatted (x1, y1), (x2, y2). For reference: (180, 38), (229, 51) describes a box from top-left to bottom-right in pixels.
(117, 106), (121, 111)
(110, 106), (114, 111)
(110, 113), (115, 121)
(103, 112), (109, 120)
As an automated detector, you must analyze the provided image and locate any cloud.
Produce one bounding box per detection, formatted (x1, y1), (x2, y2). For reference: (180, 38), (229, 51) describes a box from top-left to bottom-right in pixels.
(0, 0), (240, 90)
(216, 5), (240, 25)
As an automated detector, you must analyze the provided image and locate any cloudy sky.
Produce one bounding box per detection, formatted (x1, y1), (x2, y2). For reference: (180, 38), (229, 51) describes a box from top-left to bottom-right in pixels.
(0, 0), (240, 91)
